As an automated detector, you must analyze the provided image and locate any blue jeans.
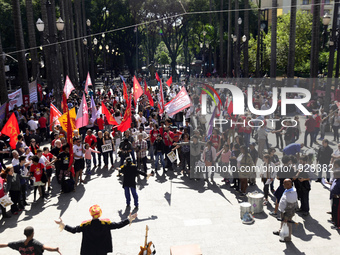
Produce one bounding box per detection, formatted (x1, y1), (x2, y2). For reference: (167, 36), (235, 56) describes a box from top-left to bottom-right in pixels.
(244, 133), (250, 148)
(124, 187), (138, 207)
(91, 152), (97, 166)
(155, 152), (165, 170)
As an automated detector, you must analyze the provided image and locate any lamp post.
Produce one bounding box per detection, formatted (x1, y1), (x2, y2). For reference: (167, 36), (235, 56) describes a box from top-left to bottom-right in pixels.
(260, 23), (266, 76)
(56, 17), (67, 81)
(86, 19), (95, 91)
(325, 1), (339, 112)
(232, 34), (237, 77)
(235, 17), (242, 78)
(322, 13), (331, 49)
(202, 31), (206, 76)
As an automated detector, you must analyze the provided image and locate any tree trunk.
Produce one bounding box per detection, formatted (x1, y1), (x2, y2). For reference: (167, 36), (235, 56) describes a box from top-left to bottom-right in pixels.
(59, 0), (70, 80)
(41, 0), (53, 91)
(227, 0), (232, 77)
(67, 0), (78, 85)
(270, 0), (277, 80)
(310, 0), (320, 78)
(25, 0), (38, 81)
(234, 0), (239, 77)
(12, 0), (29, 95)
(75, 0), (84, 83)
(256, 0), (261, 77)
(287, 0), (297, 78)
(244, 0), (249, 78)
(219, 0), (224, 76)
(0, 34), (9, 104)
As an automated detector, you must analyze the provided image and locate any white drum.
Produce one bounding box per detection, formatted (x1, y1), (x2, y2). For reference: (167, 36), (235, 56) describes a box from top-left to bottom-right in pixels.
(240, 202), (251, 219)
(248, 192), (264, 214)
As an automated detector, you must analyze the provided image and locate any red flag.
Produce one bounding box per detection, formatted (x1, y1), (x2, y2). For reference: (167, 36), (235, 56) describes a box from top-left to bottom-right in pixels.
(159, 78), (165, 115)
(166, 76), (172, 87)
(133, 76), (143, 104)
(85, 72), (92, 94)
(75, 93), (89, 128)
(50, 103), (62, 131)
(1, 112), (19, 149)
(101, 102), (118, 125)
(63, 75), (75, 99)
(37, 83), (43, 101)
(117, 95), (132, 132)
(155, 72), (161, 82)
(61, 93), (68, 113)
(123, 80), (129, 102)
(66, 108), (75, 177)
(224, 97), (229, 108)
(144, 80), (154, 107)
(227, 100), (233, 116)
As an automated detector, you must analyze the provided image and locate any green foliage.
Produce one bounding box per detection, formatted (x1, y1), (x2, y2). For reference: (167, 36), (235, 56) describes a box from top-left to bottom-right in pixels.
(263, 10), (313, 74)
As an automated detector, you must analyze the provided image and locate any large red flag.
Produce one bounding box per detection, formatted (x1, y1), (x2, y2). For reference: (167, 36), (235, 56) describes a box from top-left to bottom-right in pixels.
(144, 80), (154, 107)
(117, 95), (132, 132)
(101, 102), (118, 125)
(61, 93), (68, 113)
(63, 75), (75, 99)
(1, 112), (19, 149)
(166, 76), (172, 87)
(75, 93), (89, 129)
(50, 103), (62, 131)
(66, 108), (75, 177)
(85, 72), (92, 94)
(133, 76), (143, 104)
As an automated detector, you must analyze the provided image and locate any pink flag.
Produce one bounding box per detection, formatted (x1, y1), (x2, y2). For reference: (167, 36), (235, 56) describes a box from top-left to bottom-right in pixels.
(85, 72), (92, 94)
(63, 75), (75, 99)
(75, 93), (89, 129)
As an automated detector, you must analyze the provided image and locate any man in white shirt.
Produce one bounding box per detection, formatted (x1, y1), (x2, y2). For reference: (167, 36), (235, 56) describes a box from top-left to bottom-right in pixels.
(11, 150), (20, 166)
(73, 138), (85, 186)
(135, 112), (146, 128)
(273, 179), (298, 242)
(27, 116), (38, 132)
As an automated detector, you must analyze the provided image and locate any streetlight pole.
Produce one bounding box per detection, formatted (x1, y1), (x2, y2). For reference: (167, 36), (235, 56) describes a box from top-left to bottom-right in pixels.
(236, 17), (242, 78)
(135, 26), (138, 75)
(232, 34), (237, 77)
(325, 2), (339, 112)
(56, 17), (66, 81)
(87, 19), (95, 91)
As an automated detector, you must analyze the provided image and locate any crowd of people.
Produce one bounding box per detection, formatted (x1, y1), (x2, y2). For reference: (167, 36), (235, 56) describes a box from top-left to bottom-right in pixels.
(1, 76), (340, 248)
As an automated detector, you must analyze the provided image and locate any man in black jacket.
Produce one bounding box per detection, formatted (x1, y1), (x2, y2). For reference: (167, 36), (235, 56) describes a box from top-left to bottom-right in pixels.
(316, 139), (333, 182)
(120, 157), (152, 209)
(55, 205), (137, 255)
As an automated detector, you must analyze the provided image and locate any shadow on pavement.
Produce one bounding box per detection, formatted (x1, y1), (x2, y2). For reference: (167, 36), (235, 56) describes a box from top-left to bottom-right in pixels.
(283, 242), (306, 255)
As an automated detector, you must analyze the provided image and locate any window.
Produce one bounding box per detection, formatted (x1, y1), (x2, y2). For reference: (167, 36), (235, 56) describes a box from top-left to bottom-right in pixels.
(302, 0), (310, 4)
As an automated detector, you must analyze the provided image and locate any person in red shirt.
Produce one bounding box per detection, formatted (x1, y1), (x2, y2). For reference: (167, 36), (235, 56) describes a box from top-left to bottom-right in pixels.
(149, 124), (160, 161)
(84, 129), (98, 166)
(304, 115), (316, 147)
(30, 156), (46, 202)
(210, 129), (221, 151)
(38, 115), (47, 141)
(314, 113), (321, 144)
(244, 117), (252, 148)
(162, 126), (174, 170)
(43, 147), (56, 192)
(97, 115), (105, 131)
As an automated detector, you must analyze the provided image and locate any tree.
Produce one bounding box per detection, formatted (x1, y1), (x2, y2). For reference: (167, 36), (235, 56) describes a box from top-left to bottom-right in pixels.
(287, 0), (297, 78)
(12, 0), (29, 95)
(25, 0), (38, 81)
(270, 0), (277, 79)
(0, 33), (9, 104)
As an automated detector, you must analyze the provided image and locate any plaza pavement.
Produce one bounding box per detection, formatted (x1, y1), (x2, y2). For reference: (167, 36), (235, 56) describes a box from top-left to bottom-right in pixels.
(1, 116), (340, 255)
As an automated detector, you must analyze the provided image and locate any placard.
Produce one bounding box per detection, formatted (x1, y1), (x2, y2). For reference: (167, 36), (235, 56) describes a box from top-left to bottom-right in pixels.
(102, 143), (113, 153)
(0, 195), (13, 208)
(167, 151), (177, 163)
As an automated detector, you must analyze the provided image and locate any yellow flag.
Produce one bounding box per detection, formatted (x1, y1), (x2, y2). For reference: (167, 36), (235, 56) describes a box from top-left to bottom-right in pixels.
(58, 107), (77, 132)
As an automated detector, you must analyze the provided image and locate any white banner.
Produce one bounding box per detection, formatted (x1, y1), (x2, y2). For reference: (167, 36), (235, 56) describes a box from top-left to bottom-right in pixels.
(8, 88), (23, 110)
(29, 80), (38, 104)
(164, 87), (192, 117)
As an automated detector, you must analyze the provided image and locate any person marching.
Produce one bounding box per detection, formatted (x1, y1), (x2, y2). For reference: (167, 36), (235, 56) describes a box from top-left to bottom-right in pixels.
(55, 205), (137, 255)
